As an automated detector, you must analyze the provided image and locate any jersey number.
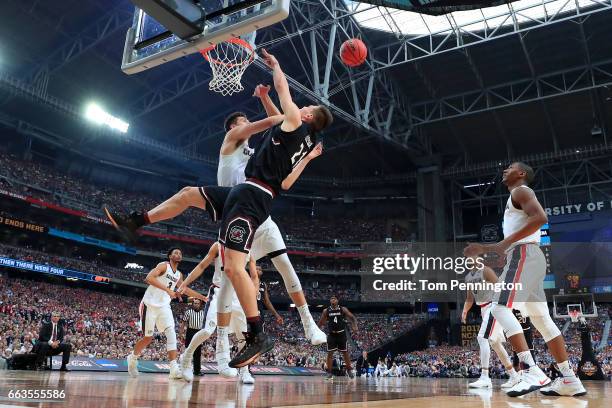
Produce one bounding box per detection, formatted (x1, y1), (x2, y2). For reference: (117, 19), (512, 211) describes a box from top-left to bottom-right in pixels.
(290, 143), (308, 167)
(167, 282), (173, 289)
(333, 316), (338, 323)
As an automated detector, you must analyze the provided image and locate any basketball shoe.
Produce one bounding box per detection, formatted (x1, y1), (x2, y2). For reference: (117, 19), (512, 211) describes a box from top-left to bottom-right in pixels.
(506, 365), (550, 397)
(501, 370), (521, 389)
(539, 376), (586, 396)
(169, 360), (183, 380)
(104, 208), (144, 243)
(469, 376), (492, 388)
(229, 332), (273, 368)
(179, 352), (194, 383)
(238, 367), (255, 385)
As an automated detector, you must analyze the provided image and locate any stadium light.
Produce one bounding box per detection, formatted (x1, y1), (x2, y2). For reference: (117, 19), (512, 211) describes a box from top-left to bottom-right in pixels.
(84, 102), (129, 133)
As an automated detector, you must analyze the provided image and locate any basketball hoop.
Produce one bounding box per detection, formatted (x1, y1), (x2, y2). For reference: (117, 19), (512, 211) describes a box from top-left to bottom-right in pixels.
(569, 310), (582, 323)
(200, 38), (255, 96)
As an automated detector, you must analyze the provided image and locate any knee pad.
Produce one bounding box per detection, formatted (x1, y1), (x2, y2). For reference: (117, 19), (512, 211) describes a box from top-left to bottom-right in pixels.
(271, 254), (303, 294)
(530, 314), (561, 343)
(164, 326), (177, 351)
(491, 305), (523, 338)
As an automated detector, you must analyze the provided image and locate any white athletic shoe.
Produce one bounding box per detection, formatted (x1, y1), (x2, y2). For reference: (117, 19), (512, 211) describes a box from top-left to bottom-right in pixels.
(501, 372), (521, 389)
(304, 322), (327, 346)
(539, 376), (586, 397)
(238, 367), (255, 385)
(169, 361), (183, 380)
(180, 353), (194, 383)
(469, 376), (492, 389)
(506, 366), (550, 397)
(127, 353), (139, 377)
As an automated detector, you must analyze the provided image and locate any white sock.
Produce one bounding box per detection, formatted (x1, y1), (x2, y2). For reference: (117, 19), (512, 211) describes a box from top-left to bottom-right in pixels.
(131, 351), (139, 358)
(297, 304), (314, 325)
(170, 360), (178, 368)
(481, 368), (489, 378)
(517, 351), (535, 368)
(216, 326), (230, 366)
(557, 360), (575, 377)
(507, 367), (518, 377)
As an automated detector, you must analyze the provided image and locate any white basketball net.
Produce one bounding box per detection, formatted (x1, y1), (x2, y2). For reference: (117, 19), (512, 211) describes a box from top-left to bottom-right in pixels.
(201, 38), (255, 96)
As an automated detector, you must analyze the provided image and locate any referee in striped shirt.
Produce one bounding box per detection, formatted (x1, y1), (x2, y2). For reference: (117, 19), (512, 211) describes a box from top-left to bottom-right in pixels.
(183, 298), (206, 376)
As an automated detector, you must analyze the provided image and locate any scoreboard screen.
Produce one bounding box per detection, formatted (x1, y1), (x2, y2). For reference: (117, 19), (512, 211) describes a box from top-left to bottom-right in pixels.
(352, 1), (521, 15)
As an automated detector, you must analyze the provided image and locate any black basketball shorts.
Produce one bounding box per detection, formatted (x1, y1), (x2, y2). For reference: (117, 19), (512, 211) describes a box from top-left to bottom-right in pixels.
(199, 182), (274, 253)
(327, 331), (348, 352)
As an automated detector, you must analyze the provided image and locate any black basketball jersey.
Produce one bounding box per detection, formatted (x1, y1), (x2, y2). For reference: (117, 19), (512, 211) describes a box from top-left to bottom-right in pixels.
(256, 281), (267, 311)
(327, 306), (346, 332)
(245, 123), (316, 195)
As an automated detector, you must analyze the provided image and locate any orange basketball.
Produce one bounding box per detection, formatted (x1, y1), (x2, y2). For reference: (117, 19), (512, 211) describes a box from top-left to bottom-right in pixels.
(340, 38), (368, 67)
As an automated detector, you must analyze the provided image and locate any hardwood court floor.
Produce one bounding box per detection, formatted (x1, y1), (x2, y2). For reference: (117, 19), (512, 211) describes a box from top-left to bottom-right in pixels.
(0, 371), (608, 407)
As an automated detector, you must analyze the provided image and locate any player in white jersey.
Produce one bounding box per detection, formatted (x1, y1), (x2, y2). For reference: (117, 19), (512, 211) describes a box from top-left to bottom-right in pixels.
(177, 242), (253, 384)
(465, 162), (585, 397)
(462, 262), (519, 389)
(127, 248), (188, 379)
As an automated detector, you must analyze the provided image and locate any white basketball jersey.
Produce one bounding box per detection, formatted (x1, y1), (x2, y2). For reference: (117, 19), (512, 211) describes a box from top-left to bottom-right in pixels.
(503, 185), (541, 245)
(142, 262), (181, 307)
(464, 268), (493, 305)
(217, 140), (254, 187)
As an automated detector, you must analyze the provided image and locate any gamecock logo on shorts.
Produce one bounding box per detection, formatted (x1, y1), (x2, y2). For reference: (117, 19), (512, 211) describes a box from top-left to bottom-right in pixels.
(229, 225), (246, 243)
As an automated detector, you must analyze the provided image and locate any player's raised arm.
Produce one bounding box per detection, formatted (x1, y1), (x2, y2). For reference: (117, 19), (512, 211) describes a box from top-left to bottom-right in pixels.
(179, 243), (219, 291)
(342, 307), (358, 332)
(226, 114), (284, 145)
(260, 49), (301, 132)
(461, 291), (474, 324)
(281, 142), (323, 190)
(146, 262), (176, 298)
(253, 84), (281, 117)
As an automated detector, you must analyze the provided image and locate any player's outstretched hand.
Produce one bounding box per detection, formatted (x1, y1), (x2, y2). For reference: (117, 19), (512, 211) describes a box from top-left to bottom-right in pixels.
(306, 142), (324, 160)
(275, 314), (284, 325)
(253, 84), (271, 98)
(260, 49), (279, 69)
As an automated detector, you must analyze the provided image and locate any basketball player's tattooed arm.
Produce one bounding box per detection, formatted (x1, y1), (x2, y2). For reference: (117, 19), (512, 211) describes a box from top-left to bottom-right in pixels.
(178, 243), (219, 294)
(461, 291), (474, 324)
(280, 142), (323, 190)
(146, 262), (177, 299)
(260, 49), (301, 132)
(342, 307), (359, 332)
(318, 308), (329, 328)
(253, 84), (281, 117)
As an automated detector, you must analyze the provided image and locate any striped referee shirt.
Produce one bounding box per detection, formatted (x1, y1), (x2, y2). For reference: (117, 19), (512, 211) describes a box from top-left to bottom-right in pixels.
(184, 308), (206, 330)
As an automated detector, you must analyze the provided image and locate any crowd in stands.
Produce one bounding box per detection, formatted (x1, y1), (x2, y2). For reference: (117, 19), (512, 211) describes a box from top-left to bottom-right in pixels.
(0, 243), (363, 301)
(0, 276), (421, 370)
(0, 153), (403, 243)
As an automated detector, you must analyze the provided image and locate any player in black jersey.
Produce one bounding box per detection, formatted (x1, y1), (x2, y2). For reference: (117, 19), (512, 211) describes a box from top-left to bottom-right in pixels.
(104, 49), (333, 368)
(318, 295), (358, 380)
(253, 262), (284, 325)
